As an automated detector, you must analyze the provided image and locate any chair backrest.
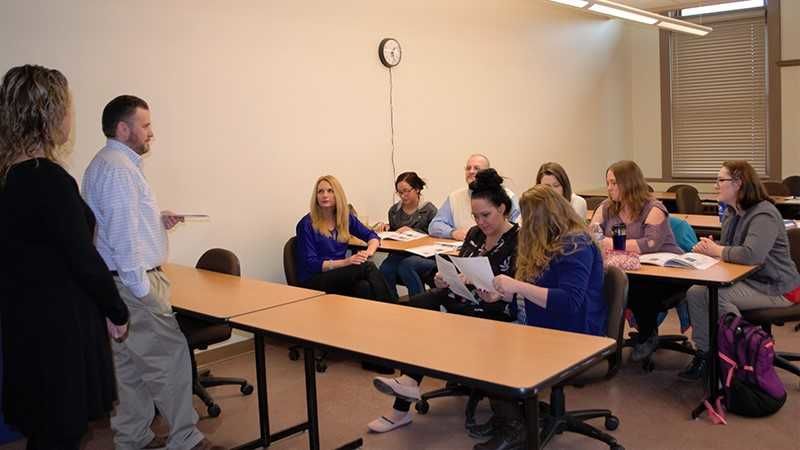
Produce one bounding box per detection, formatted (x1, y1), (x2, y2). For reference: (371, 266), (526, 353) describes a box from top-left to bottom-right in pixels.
(196, 248), (241, 276)
(783, 175), (800, 197)
(675, 185), (703, 214)
(283, 237), (300, 287)
(763, 181), (791, 197)
(586, 196), (604, 211)
(603, 266), (628, 376)
(668, 216), (699, 252)
(787, 228), (800, 273)
(666, 183), (693, 193)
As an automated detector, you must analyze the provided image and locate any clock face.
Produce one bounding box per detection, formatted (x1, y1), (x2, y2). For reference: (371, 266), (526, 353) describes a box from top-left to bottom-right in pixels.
(379, 38), (402, 68)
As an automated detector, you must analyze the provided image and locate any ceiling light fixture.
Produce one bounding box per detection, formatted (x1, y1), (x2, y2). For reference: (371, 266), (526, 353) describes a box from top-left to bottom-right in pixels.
(548, 0), (713, 36)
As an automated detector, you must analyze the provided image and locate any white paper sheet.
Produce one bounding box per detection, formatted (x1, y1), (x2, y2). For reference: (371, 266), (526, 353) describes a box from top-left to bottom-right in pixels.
(405, 241), (462, 258)
(377, 230), (427, 242)
(435, 255), (477, 303)
(449, 256), (499, 294)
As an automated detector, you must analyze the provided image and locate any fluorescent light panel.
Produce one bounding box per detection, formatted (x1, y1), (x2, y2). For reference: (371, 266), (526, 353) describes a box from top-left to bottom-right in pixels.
(550, 0), (589, 7)
(682, 0), (764, 17)
(658, 20), (709, 36)
(548, 0), (713, 36)
(589, 3), (658, 25)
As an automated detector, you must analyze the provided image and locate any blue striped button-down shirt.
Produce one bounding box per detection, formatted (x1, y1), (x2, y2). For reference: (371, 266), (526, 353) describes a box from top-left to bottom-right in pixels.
(82, 139), (168, 298)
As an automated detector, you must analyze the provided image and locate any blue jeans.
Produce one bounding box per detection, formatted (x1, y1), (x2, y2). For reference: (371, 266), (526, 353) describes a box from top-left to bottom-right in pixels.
(379, 253), (437, 297)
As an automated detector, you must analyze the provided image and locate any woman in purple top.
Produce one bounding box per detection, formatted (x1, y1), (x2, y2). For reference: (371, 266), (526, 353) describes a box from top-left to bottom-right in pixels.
(590, 160), (686, 363)
(295, 175), (395, 303)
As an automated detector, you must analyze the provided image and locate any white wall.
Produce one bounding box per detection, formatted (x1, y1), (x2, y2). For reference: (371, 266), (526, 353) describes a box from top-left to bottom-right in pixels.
(628, 1), (800, 191)
(781, 0), (800, 178)
(0, 0), (632, 281)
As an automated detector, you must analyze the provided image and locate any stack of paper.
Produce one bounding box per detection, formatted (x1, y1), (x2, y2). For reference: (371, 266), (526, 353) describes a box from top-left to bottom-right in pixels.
(406, 241), (461, 258)
(378, 230), (427, 242)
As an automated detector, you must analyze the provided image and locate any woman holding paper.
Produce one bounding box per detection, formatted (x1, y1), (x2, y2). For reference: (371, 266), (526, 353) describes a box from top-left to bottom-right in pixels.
(680, 161), (799, 381)
(295, 175), (396, 303)
(0, 65), (129, 450)
(367, 168), (518, 434)
(590, 160), (685, 363)
(466, 184), (607, 450)
(376, 171), (438, 297)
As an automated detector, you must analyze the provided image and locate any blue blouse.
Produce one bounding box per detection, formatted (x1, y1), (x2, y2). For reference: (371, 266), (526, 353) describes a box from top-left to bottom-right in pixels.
(510, 234), (607, 336)
(295, 213), (379, 283)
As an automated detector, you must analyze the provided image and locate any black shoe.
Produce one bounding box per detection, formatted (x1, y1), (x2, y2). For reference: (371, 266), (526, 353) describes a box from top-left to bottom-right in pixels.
(631, 330), (659, 362)
(678, 350), (708, 381)
(361, 361), (395, 374)
(473, 420), (524, 450)
(468, 415), (499, 439)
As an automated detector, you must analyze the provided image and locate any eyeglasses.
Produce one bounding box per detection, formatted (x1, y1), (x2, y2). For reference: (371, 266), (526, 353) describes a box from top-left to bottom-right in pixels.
(715, 178), (735, 185)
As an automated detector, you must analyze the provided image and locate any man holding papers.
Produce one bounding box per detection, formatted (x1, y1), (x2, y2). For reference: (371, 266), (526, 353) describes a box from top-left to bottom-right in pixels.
(83, 96), (221, 450)
(367, 169), (519, 434)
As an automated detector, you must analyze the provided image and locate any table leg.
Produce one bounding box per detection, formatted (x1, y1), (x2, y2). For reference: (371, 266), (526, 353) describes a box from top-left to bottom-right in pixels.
(525, 395), (540, 450)
(692, 285), (720, 419)
(232, 334), (309, 450)
(302, 347), (363, 450)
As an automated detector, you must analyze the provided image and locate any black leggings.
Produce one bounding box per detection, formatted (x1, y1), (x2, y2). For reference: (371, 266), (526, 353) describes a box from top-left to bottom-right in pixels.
(626, 279), (688, 341)
(392, 289), (511, 412)
(25, 434), (81, 450)
(304, 261), (397, 302)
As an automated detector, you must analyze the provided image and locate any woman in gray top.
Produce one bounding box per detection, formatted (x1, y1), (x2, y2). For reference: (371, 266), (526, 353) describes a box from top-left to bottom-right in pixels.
(680, 161), (800, 380)
(591, 160), (686, 363)
(377, 172), (438, 297)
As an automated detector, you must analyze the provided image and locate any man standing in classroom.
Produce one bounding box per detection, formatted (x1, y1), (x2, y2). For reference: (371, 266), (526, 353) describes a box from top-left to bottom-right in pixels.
(83, 95), (222, 450)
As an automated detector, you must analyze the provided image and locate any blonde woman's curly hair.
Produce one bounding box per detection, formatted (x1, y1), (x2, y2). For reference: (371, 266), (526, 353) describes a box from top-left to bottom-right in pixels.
(0, 65), (70, 182)
(516, 184), (590, 282)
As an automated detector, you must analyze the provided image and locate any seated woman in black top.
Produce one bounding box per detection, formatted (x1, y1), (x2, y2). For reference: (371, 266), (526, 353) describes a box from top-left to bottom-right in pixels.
(295, 175), (395, 302)
(0, 65), (129, 450)
(366, 169), (518, 433)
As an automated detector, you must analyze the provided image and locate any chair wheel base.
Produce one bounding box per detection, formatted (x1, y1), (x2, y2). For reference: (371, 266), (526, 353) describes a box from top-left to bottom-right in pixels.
(241, 383), (254, 395)
(415, 400), (430, 414)
(207, 404), (221, 417)
(605, 415), (620, 431)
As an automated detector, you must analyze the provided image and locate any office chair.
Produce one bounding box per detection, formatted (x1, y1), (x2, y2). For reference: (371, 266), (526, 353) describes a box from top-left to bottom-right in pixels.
(741, 228), (800, 378)
(537, 266), (627, 450)
(674, 186), (704, 214)
(176, 248), (254, 417)
(623, 216), (697, 372)
(783, 176), (800, 197)
(283, 237), (329, 372)
(666, 184), (693, 194)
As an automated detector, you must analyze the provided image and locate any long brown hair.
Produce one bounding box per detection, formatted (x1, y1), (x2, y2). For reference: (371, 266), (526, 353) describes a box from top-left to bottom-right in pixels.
(309, 175), (351, 243)
(516, 185), (590, 282)
(0, 65), (70, 182)
(606, 160), (651, 218)
(536, 162), (573, 201)
(722, 160), (772, 210)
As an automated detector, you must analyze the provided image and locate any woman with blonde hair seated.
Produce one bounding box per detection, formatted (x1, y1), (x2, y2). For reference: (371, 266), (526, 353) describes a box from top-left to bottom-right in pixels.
(468, 185), (606, 450)
(295, 175), (395, 302)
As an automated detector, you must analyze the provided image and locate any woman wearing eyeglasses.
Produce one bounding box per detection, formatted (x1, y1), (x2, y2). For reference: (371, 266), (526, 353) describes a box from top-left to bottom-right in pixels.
(680, 161), (799, 380)
(375, 172), (438, 298)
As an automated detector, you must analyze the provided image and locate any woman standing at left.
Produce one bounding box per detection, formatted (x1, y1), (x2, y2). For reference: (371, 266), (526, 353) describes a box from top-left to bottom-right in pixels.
(0, 65), (129, 450)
